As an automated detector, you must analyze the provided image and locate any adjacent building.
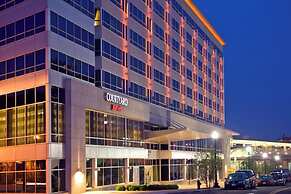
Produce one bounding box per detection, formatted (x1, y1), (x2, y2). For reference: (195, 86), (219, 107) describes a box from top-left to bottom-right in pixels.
(230, 138), (291, 175)
(0, 0), (233, 193)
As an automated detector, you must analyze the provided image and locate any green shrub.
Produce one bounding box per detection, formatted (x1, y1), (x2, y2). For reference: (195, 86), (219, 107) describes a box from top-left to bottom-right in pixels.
(147, 184), (179, 190)
(139, 185), (147, 191)
(115, 185), (126, 191)
(127, 185), (140, 191)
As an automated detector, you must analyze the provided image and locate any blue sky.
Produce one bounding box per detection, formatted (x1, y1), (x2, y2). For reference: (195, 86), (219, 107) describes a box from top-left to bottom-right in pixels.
(194, 0), (291, 140)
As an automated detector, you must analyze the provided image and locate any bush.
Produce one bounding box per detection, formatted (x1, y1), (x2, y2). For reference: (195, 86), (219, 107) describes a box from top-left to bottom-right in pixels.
(115, 185), (126, 191)
(139, 185), (147, 191)
(126, 185), (140, 191)
(147, 184), (179, 190)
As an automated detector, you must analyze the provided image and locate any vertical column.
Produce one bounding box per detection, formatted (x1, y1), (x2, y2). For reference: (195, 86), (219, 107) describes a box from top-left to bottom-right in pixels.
(202, 40), (208, 120)
(125, 158), (130, 184)
(121, 0), (129, 93)
(211, 49), (217, 124)
(92, 158), (97, 188)
(192, 30), (198, 115)
(180, 17), (186, 112)
(146, 0), (153, 100)
(219, 56), (224, 125)
(164, 1), (171, 106)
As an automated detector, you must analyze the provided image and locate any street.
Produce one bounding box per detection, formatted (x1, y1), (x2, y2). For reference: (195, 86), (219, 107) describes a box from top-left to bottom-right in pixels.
(190, 183), (291, 194)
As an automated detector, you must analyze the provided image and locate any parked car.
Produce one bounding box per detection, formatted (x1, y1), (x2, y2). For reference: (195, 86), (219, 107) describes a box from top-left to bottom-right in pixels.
(225, 172), (253, 190)
(272, 168), (291, 182)
(236, 170), (257, 188)
(257, 175), (275, 186)
(271, 172), (287, 186)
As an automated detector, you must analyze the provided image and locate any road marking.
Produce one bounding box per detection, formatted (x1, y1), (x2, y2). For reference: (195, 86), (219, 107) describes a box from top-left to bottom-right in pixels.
(269, 187), (291, 194)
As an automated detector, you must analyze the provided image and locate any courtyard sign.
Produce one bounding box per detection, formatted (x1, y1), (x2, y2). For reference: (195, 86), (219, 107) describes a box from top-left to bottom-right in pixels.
(104, 92), (129, 107)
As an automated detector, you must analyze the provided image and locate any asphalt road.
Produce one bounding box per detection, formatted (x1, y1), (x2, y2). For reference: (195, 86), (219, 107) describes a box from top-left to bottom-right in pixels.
(190, 183), (291, 194)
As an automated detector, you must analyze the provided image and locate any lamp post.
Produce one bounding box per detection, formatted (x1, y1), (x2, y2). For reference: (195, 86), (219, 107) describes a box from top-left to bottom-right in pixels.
(262, 152), (268, 174)
(211, 131), (220, 188)
(246, 146), (252, 169)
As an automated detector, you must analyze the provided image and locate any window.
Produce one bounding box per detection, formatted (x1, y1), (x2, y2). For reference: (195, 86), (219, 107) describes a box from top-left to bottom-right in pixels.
(0, 160), (46, 193)
(172, 38), (179, 53)
(51, 49), (95, 83)
(185, 105), (193, 115)
(186, 32), (192, 45)
(186, 68), (192, 80)
(0, 0), (25, 12)
(129, 3), (146, 27)
(186, 87), (192, 99)
(51, 159), (66, 192)
(0, 11), (45, 47)
(198, 93), (203, 104)
(153, 69), (165, 85)
(198, 77), (203, 87)
(130, 30), (146, 51)
(170, 99), (180, 112)
(62, 0), (95, 18)
(102, 9), (123, 37)
(171, 58), (180, 73)
(172, 79), (180, 92)
(198, 60), (202, 71)
(130, 56), (145, 76)
(0, 86), (46, 147)
(186, 50), (192, 63)
(102, 40), (124, 65)
(102, 71), (124, 93)
(171, 18), (179, 33)
(153, 23), (164, 41)
(50, 11), (94, 51)
(153, 0), (164, 19)
(153, 46), (164, 63)
(129, 82), (147, 101)
(51, 86), (65, 143)
(151, 92), (165, 106)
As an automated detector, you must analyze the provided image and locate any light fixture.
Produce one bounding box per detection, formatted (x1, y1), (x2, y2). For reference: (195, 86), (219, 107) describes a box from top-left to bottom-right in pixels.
(274, 155), (280, 161)
(74, 170), (85, 185)
(246, 146), (252, 153)
(262, 152), (268, 159)
(211, 131), (219, 139)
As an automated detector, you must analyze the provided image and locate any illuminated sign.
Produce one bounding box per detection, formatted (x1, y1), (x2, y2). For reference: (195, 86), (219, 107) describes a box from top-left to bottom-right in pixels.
(105, 92), (129, 107)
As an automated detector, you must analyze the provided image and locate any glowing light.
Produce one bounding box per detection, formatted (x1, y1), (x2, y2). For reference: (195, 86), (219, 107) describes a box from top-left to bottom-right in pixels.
(211, 131), (219, 139)
(262, 152), (268, 159)
(74, 170), (85, 185)
(274, 155), (280, 161)
(246, 146), (252, 153)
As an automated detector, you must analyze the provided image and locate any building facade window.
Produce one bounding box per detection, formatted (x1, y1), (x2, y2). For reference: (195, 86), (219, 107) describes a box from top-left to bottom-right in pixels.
(129, 29), (146, 51)
(153, 23), (164, 41)
(129, 56), (146, 76)
(172, 79), (180, 92)
(51, 86), (65, 143)
(0, 86), (46, 147)
(153, 69), (165, 86)
(62, 0), (95, 18)
(128, 82), (147, 101)
(102, 71), (124, 93)
(0, 49), (45, 81)
(153, 0), (164, 19)
(0, 160), (46, 193)
(51, 49), (95, 83)
(0, 11), (45, 47)
(51, 159), (65, 192)
(129, 3), (146, 27)
(102, 9), (124, 37)
(153, 46), (164, 63)
(50, 11), (94, 51)
(102, 40), (125, 65)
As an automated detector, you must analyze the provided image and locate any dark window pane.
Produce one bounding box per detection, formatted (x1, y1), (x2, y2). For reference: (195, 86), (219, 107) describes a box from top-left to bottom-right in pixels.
(16, 19), (24, 34)
(25, 15), (34, 31)
(51, 49), (58, 65)
(0, 27), (5, 41)
(6, 23), (15, 38)
(75, 60), (81, 73)
(67, 20), (74, 35)
(51, 86), (58, 102)
(25, 52), (35, 68)
(51, 12), (58, 27)
(16, 56), (24, 70)
(58, 16), (66, 32)
(81, 29), (88, 43)
(58, 52), (66, 67)
(82, 62), (88, 76)
(36, 49), (45, 65)
(7, 93), (15, 108)
(36, 86), (45, 102)
(0, 61), (5, 75)
(6, 59), (15, 73)
(59, 88), (65, 104)
(16, 90), (25, 106)
(74, 25), (81, 39)
(26, 88), (35, 104)
(35, 11), (45, 27)
(0, 95), (6, 109)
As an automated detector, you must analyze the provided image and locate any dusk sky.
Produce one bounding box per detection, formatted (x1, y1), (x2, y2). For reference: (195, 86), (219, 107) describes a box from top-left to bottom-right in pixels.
(195, 0), (291, 140)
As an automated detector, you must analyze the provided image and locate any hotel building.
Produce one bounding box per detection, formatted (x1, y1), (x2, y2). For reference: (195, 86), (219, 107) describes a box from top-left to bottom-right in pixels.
(0, 0), (233, 193)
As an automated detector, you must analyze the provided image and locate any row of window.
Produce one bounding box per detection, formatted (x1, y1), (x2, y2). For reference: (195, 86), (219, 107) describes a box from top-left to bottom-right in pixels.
(129, 3), (146, 27)
(129, 56), (145, 76)
(128, 82), (147, 101)
(0, 160), (46, 193)
(50, 11), (94, 51)
(102, 40), (125, 66)
(62, 0), (95, 18)
(102, 9), (125, 38)
(0, 86), (45, 110)
(0, 0), (24, 12)
(0, 49), (45, 81)
(51, 49), (95, 83)
(129, 29), (146, 51)
(0, 11), (45, 47)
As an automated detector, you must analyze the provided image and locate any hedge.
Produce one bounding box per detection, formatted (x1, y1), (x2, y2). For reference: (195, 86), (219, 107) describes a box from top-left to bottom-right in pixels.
(115, 184), (179, 191)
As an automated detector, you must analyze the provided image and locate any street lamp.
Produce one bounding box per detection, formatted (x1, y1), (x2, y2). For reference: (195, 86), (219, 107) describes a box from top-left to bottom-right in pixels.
(262, 152), (268, 174)
(274, 155), (280, 161)
(211, 131), (220, 188)
(246, 146), (252, 169)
